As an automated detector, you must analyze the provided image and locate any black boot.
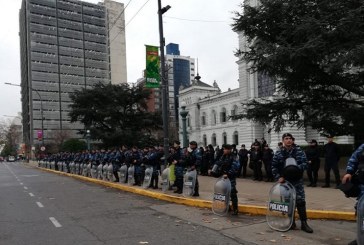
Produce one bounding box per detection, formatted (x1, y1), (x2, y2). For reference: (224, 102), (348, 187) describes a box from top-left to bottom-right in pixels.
(290, 220), (297, 230)
(348, 239), (358, 245)
(232, 203), (238, 215)
(296, 201), (313, 233)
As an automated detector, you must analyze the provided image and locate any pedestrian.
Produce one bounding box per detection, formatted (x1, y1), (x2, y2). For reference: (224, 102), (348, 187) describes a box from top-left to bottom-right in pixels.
(322, 135), (341, 188)
(249, 142), (263, 181)
(341, 143), (364, 245)
(262, 144), (274, 182)
(238, 144), (249, 178)
(210, 144), (240, 215)
(305, 140), (320, 187)
(271, 133), (313, 233)
(185, 141), (202, 196)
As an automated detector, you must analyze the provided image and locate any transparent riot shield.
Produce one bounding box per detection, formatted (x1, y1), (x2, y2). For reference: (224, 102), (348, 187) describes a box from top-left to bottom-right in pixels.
(143, 166), (153, 189)
(63, 162), (68, 173)
(101, 163), (108, 180)
(83, 163), (88, 176)
(267, 181), (296, 232)
(97, 163), (103, 179)
(107, 163), (114, 181)
(75, 163), (80, 175)
(357, 195), (364, 245)
(183, 169), (197, 197)
(91, 163), (97, 178)
(127, 165), (135, 185)
(69, 162), (74, 174)
(212, 177), (231, 216)
(161, 167), (170, 192)
(119, 164), (127, 183)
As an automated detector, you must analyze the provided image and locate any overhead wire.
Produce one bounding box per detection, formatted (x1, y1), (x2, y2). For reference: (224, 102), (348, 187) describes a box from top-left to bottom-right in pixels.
(108, 0), (133, 31)
(109, 0), (151, 45)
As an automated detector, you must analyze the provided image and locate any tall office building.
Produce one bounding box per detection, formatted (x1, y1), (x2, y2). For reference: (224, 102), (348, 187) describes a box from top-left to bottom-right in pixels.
(165, 43), (195, 122)
(19, 0), (127, 149)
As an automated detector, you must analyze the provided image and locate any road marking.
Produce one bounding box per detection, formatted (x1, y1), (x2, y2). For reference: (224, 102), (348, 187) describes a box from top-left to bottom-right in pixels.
(24, 186), (28, 190)
(20, 182), (23, 185)
(36, 202), (44, 208)
(49, 217), (62, 228)
(29, 193), (34, 197)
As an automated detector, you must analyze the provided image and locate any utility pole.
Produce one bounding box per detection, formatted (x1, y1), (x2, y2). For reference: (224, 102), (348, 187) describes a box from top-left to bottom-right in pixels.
(158, 0), (171, 165)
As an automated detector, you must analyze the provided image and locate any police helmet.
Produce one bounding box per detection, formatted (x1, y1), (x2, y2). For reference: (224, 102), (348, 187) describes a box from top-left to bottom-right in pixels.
(282, 165), (303, 182)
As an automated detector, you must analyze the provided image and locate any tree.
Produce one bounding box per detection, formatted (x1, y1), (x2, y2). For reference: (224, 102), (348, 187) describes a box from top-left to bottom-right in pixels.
(61, 138), (86, 152)
(232, 0), (364, 143)
(69, 83), (162, 148)
(0, 123), (21, 157)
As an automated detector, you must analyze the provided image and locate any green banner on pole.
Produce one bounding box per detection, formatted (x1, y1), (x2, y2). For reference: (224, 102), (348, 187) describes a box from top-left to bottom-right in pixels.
(145, 45), (160, 88)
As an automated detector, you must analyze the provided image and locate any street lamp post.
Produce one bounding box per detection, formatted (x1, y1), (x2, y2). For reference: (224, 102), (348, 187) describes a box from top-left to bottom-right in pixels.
(86, 130), (91, 151)
(158, 0), (171, 165)
(179, 102), (189, 148)
(4, 82), (44, 146)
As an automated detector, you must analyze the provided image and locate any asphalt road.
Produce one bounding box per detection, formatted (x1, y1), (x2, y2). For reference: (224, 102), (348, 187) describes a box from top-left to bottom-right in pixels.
(0, 162), (358, 245)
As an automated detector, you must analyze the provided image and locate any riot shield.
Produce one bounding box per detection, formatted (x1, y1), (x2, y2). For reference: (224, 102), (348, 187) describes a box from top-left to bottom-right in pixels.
(69, 162), (75, 174)
(212, 177), (231, 216)
(102, 163), (108, 181)
(97, 163), (103, 179)
(357, 195), (364, 245)
(142, 166), (153, 189)
(83, 163), (88, 176)
(86, 163), (91, 177)
(75, 163), (80, 175)
(91, 163), (97, 178)
(119, 164), (127, 183)
(127, 165), (135, 185)
(62, 162), (68, 173)
(183, 169), (197, 197)
(107, 163), (114, 181)
(266, 181), (296, 232)
(161, 167), (170, 192)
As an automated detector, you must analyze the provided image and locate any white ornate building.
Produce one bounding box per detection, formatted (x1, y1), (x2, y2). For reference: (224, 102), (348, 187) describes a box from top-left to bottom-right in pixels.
(178, 32), (354, 147)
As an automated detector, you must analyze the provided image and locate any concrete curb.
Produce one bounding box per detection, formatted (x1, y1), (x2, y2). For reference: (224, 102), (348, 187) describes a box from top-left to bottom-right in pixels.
(33, 165), (355, 221)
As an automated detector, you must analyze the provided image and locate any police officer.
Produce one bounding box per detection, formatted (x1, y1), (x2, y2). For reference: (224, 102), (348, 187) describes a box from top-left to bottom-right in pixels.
(211, 144), (240, 215)
(170, 141), (185, 194)
(272, 133), (313, 233)
(185, 141), (202, 196)
(341, 143), (364, 245)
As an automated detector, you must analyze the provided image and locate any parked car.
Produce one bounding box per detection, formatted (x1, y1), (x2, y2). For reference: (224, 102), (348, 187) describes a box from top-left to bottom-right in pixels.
(8, 156), (15, 162)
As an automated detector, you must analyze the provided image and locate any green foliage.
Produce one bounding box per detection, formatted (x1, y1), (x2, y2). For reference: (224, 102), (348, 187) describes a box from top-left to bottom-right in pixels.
(61, 139), (86, 152)
(232, 0), (364, 141)
(69, 83), (162, 148)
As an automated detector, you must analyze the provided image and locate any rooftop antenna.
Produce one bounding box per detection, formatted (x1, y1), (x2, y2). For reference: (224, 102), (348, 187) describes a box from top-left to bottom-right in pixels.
(195, 58), (201, 80)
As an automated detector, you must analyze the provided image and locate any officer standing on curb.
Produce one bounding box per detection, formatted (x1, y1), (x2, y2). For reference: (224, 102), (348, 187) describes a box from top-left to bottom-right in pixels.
(185, 141), (202, 196)
(341, 143), (364, 245)
(210, 144), (240, 215)
(272, 133), (313, 233)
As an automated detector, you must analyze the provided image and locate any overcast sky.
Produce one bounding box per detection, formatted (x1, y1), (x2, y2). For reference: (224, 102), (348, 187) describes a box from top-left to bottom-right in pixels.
(0, 0), (242, 121)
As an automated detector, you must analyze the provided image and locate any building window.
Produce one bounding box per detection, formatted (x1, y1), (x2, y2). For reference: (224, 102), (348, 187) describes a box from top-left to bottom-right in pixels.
(222, 132), (227, 145)
(220, 108), (226, 123)
(201, 112), (206, 126)
(233, 131), (238, 145)
(212, 133), (217, 146)
(211, 110), (216, 125)
(203, 134), (207, 146)
(231, 105), (238, 120)
(187, 116), (190, 127)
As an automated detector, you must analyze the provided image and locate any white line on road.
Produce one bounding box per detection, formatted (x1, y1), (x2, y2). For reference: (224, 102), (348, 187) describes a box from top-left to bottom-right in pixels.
(49, 217), (62, 228)
(20, 182), (23, 185)
(29, 193), (34, 197)
(36, 202), (44, 208)
(24, 186), (28, 190)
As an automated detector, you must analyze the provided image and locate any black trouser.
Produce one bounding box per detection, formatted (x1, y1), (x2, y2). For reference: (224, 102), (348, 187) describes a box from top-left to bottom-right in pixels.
(263, 160), (273, 179)
(239, 160), (247, 177)
(150, 172), (158, 188)
(253, 161), (263, 180)
(307, 161), (320, 185)
(324, 160), (340, 185)
(231, 186), (238, 210)
(194, 177), (199, 195)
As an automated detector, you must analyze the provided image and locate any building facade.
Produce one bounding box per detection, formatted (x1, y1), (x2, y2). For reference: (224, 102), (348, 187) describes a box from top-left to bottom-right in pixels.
(178, 31), (354, 147)
(19, 0), (127, 149)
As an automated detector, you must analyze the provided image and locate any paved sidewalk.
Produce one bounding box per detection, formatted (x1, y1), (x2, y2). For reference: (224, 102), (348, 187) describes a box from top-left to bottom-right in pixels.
(29, 162), (356, 221)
